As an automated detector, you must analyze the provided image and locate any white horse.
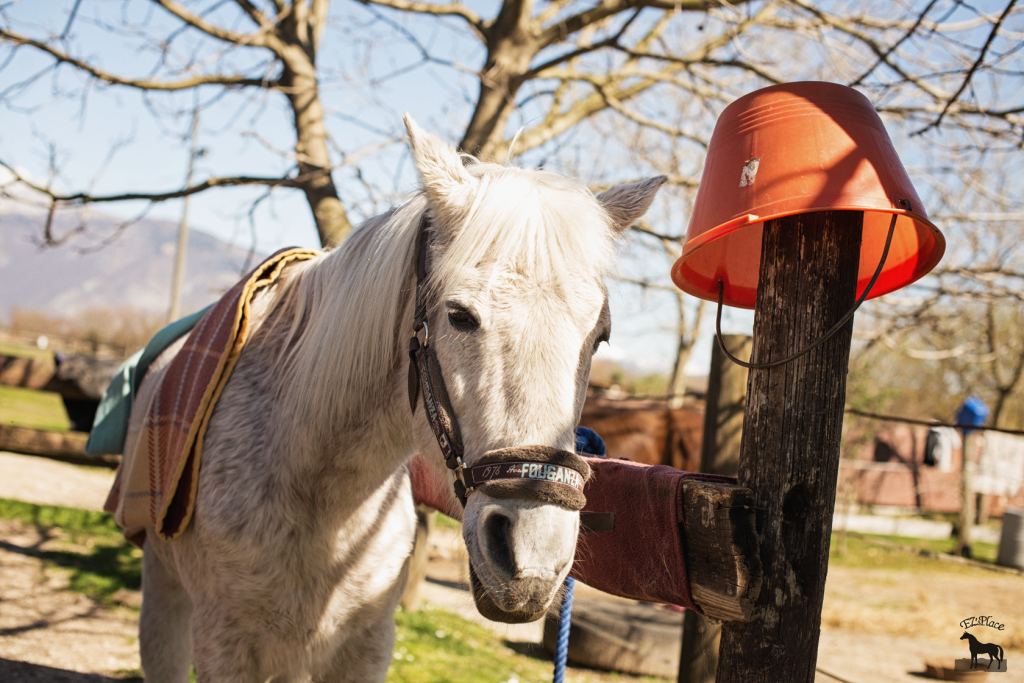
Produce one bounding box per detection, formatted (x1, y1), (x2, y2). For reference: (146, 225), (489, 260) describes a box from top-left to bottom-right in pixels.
(131, 115), (666, 682)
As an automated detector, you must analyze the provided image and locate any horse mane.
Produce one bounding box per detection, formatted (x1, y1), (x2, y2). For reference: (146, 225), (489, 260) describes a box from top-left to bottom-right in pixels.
(269, 195), (425, 428)
(272, 161), (619, 429)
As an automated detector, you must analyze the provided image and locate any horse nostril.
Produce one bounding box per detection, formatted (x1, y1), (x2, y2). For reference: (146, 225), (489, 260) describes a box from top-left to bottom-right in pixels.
(482, 512), (517, 579)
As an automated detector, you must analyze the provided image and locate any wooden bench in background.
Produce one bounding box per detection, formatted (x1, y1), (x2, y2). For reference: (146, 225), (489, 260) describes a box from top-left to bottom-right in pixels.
(0, 353), (121, 467)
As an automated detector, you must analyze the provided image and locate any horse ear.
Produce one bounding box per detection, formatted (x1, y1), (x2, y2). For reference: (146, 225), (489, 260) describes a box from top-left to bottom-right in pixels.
(404, 114), (475, 212)
(596, 176), (668, 232)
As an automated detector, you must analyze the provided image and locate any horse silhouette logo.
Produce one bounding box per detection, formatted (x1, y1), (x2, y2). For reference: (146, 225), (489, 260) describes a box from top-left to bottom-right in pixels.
(961, 631), (1005, 671)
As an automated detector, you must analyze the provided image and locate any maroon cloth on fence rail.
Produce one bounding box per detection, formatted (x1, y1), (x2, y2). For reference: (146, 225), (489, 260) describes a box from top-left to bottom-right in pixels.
(409, 455), (464, 518)
(572, 457), (735, 611)
(410, 453), (736, 611)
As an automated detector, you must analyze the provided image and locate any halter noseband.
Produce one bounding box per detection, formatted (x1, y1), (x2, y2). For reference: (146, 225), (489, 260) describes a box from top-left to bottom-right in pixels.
(407, 214), (591, 509)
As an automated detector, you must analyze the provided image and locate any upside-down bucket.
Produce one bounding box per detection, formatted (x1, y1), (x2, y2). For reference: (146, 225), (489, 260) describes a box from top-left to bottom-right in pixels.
(671, 81), (944, 309)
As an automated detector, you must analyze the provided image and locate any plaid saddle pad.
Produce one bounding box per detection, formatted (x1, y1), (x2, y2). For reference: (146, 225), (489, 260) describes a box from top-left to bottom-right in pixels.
(104, 248), (318, 546)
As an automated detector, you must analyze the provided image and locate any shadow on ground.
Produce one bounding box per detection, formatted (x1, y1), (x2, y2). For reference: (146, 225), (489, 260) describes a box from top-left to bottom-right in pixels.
(0, 658), (138, 682)
(504, 640), (550, 660)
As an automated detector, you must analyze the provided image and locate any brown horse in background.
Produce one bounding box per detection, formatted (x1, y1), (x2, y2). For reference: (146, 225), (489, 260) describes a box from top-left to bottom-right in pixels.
(579, 397), (704, 472)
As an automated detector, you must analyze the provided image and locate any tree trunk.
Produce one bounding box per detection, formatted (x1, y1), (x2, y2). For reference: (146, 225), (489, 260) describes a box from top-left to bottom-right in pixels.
(717, 210), (863, 683)
(698, 334), (751, 479)
(281, 54), (353, 248)
(668, 296), (705, 409)
(459, 0), (538, 159)
(460, 73), (520, 159)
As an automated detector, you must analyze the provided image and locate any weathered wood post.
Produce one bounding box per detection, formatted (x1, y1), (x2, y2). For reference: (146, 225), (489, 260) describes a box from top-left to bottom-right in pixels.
(401, 505), (436, 610)
(716, 210), (862, 682)
(955, 398), (988, 557)
(679, 334), (750, 683)
(956, 432), (977, 557)
(669, 83), (946, 682)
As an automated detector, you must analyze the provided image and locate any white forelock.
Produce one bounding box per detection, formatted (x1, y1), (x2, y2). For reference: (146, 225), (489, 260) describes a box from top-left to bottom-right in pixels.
(275, 161), (620, 429)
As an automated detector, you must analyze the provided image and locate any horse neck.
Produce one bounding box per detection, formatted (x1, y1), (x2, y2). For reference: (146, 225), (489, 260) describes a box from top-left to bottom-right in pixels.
(271, 198), (425, 474)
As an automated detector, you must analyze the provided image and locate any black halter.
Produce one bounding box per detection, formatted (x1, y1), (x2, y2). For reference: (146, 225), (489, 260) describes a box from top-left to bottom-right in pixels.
(406, 214), (591, 508)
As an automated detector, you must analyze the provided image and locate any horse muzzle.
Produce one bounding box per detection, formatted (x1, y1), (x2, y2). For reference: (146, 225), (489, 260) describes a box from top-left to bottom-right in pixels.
(463, 456), (585, 624)
(468, 562), (556, 623)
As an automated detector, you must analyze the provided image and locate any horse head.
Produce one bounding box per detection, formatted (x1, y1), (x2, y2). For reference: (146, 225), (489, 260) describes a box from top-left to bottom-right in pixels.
(404, 115), (665, 623)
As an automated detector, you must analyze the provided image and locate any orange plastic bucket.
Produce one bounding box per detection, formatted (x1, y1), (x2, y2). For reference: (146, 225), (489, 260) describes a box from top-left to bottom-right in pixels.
(671, 81), (945, 309)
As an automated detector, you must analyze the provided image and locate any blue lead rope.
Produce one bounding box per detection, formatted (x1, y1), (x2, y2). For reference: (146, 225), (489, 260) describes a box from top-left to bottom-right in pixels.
(553, 576), (575, 683)
(554, 427), (604, 682)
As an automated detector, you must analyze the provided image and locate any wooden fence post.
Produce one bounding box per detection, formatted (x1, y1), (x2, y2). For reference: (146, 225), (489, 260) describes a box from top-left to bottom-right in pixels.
(716, 210), (862, 683)
(956, 432), (976, 557)
(401, 505), (436, 610)
(700, 334), (752, 479)
(679, 334), (751, 683)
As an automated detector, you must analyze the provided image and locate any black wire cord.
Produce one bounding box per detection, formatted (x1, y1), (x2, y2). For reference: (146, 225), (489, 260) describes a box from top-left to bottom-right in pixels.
(716, 201), (910, 370)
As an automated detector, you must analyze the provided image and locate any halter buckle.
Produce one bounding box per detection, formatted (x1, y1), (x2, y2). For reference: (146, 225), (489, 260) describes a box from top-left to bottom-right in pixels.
(452, 457), (473, 505)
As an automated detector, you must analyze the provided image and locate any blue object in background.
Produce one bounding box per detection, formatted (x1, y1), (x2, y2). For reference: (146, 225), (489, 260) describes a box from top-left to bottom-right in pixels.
(956, 396), (990, 433)
(575, 426), (606, 456)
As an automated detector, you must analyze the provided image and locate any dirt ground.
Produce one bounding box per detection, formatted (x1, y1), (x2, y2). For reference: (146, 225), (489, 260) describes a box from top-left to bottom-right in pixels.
(1, 451), (1022, 683)
(0, 452), (115, 511)
(0, 518), (140, 682)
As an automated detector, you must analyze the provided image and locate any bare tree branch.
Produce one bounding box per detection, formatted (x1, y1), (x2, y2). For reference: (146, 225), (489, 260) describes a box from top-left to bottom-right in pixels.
(234, 0), (274, 29)
(916, 0), (1019, 134)
(151, 0), (276, 47)
(537, 0), (752, 49)
(0, 29), (273, 90)
(849, 0), (943, 86)
(630, 222), (685, 242)
(2, 167), (310, 207)
(59, 0), (85, 41)
(520, 8), (642, 80)
(358, 0), (486, 37)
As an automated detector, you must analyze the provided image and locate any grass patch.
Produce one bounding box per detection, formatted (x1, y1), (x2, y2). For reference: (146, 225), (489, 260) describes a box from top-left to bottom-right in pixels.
(0, 498), (141, 604)
(0, 339), (56, 360)
(857, 533), (999, 564)
(389, 606), (667, 683)
(388, 606), (554, 683)
(0, 385), (71, 431)
(436, 513), (461, 530)
(829, 532), (1000, 573)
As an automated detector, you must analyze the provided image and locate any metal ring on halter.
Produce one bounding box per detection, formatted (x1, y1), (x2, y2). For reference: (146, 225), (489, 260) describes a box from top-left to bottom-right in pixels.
(715, 200), (908, 370)
(422, 321), (430, 347)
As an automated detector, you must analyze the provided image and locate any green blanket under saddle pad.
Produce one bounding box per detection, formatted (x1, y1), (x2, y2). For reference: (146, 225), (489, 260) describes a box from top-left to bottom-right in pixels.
(84, 304), (211, 455)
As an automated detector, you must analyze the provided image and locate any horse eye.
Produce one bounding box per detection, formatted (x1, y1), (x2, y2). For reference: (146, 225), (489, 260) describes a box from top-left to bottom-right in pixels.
(593, 330), (610, 352)
(447, 306), (479, 332)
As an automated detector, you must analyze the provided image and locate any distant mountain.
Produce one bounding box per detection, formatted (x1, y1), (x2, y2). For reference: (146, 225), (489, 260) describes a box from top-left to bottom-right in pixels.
(0, 206), (269, 323)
